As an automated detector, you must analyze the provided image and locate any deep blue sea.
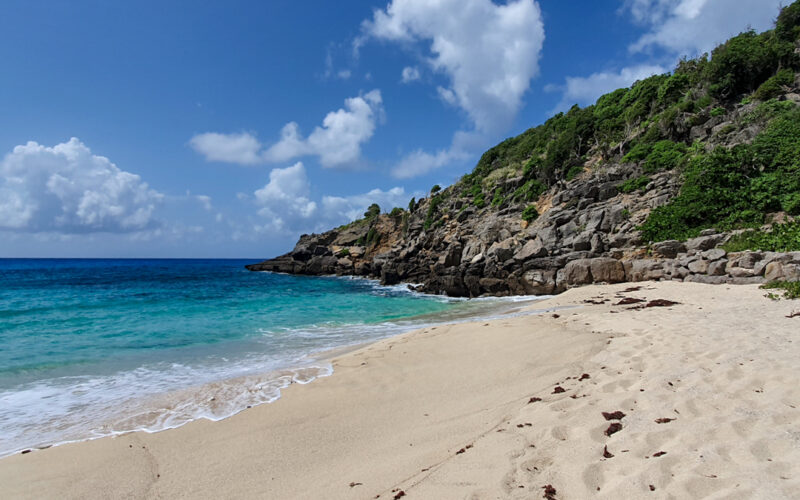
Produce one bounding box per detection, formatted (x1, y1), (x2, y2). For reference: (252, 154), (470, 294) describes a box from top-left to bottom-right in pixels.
(0, 259), (539, 456)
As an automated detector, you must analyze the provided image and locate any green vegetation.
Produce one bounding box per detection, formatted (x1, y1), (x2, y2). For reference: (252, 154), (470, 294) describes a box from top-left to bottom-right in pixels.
(761, 281), (800, 299)
(618, 176), (651, 194)
(364, 203), (381, 219)
(336, 247), (350, 257)
(408, 197), (416, 213)
(722, 221), (800, 252)
(431, 184), (441, 193)
(424, 194), (444, 230)
(365, 227), (380, 247)
(389, 207), (404, 217)
(384, 2), (800, 244)
(521, 205), (539, 222)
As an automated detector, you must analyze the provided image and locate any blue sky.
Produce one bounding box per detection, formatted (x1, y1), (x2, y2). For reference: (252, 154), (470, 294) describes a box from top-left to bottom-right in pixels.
(0, 0), (785, 257)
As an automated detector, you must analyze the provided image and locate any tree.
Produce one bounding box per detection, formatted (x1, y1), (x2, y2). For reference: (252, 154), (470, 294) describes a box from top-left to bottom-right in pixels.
(364, 203), (380, 218)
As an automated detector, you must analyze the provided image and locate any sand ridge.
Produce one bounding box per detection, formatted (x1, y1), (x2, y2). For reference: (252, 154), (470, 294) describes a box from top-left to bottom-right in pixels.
(0, 282), (798, 499)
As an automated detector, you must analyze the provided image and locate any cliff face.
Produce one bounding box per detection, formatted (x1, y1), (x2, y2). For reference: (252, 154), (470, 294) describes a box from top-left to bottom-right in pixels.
(248, 10), (800, 295)
(245, 156), (800, 296)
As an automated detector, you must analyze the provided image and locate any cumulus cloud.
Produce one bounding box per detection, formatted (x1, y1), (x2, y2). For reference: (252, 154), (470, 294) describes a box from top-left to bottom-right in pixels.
(264, 90), (384, 168)
(253, 162), (318, 233)
(192, 91), (384, 169)
(361, 0), (544, 134)
(625, 0), (784, 55)
(547, 64), (667, 113)
(189, 132), (263, 165)
(401, 66), (420, 83)
(252, 162), (415, 234)
(321, 187), (413, 222)
(0, 138), (163, 233)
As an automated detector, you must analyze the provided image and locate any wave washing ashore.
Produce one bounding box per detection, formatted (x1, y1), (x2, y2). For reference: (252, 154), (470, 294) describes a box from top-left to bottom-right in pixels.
(0, 259), (542, 457)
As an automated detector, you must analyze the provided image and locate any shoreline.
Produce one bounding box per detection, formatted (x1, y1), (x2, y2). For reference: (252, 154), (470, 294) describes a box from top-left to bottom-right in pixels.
(0, 289), (548, 460)
(1, 281), (798, 498)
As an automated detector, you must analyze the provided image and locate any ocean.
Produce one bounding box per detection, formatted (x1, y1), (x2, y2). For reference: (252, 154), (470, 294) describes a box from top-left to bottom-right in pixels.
(0, 258), (542, 457)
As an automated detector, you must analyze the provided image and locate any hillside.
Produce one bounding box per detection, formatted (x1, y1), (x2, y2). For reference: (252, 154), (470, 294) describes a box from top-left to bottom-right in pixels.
(248, 2), (800, 296)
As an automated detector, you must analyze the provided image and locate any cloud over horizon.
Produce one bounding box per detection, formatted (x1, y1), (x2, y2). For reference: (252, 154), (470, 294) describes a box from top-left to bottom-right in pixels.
(0, 138), (163, 234)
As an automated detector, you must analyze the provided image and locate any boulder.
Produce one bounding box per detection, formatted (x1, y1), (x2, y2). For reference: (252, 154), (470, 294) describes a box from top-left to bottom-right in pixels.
(688, 259), (709, 274)
(521, 269), (557, 295)
(487, 238), (518, 262)
(707, 259), (728, 276)
(685, 234), (724, 253)
(562, 259), (593, 286)
(515, 238), (547, 261)
(589, 258), (625, 283)
(624, 259), (665, 282)
(652, 240), (685, 258)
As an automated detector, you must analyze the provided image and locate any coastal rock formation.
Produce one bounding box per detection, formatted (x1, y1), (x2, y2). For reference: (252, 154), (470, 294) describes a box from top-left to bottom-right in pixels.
(248, 16), (800, 296)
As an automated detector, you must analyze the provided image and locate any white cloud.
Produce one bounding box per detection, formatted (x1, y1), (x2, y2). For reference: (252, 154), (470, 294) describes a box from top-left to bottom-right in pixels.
(401, 66), (420, 83)
(548, 64), (667, 113)
(195, 195), (213, 211)
(189, 132), (263, 165)
(193, 91), (384, 169)
(625, 0), (784, 55)
(253, 162), (318, 232)
(361, 0), (545, 134)
(0, 138), (163, 233)
(252, 162), (416, 235)
(263, 90), (384, 168)
(321, 187), (413, 221)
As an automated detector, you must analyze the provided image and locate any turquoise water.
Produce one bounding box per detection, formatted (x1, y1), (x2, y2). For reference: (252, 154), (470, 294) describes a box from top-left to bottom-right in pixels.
(0, 259), (538, 456)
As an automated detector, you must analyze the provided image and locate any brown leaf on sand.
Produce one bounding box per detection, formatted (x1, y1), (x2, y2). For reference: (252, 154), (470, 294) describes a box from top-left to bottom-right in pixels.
(456, 448), (466, 454)
(393, 491), (406, 499)
(349, 482), (363, 488)
(649, 484), (656, 491)
(20, 449), (31, 455)
(528, 397), (543, 404)
(615, 297), (645, 305)
(605, 423), (623, 436)
(652, 451), (667, 457)
(603, 445), (614, 458)
(655, 418), (675, 424)
(552, 386), (566, 394)
(623, 286), (642, 292)
(645, 299), (680, 308)
(552, 314), (560, 318)
(542, 484), (557, 499)
(787, 311), (800, 318)
(602, 411), (626, 421)
(578, 373), (591, 381)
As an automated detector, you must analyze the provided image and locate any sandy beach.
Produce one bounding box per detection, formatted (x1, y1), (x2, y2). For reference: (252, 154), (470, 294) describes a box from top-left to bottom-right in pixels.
(1, 281), (798, 499)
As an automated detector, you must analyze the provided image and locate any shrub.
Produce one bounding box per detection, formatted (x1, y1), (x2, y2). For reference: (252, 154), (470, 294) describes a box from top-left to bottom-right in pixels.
(618, 176), (651, 193)
(754, 69), (795, 101)
(336, 248), (350, 257)
(710, 106), (726, 117)
(431, 184), (441, 193)
(364, 203), (381, 219)
(512, 179), (546, 202)
(389, 207), (404, 217)
(522, 205), (539, 222)
(365, 227), (380, 246)
(566, 165), (584, 181)
(643, 140), (688, 172)
(491, 190), (504, 206)
(722, 221), (800, 252)
(424, 195), (443, 230)
(776, 1), (800, 41)
(407, 197), (416, 213)
(761, 281), (800, 299)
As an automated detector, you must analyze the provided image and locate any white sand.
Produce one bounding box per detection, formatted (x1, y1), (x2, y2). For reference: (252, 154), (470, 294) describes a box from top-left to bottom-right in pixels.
(1, 281), (798, 499)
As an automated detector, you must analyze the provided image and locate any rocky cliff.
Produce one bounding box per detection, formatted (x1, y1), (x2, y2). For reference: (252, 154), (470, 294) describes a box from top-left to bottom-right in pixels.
(247, 6), (800, 296)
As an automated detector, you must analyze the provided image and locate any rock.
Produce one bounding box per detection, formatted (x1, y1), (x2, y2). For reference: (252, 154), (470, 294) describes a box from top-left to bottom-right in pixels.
(727, 276), (767, 285)
(707, 259), (728, 276)
(562, 259), (593, 286)
(470, 253), (484, 264)
(764, 262), (785, 281)
(624, 260), (665, 282)
(701, 248), (726, 261)
(479, 277), (508, 294)
(515, 239), (547, 261)
(381, 267), (401, 286)
(572, 232), (592, 251)
(589, 258), (625, 283)
(439, 243), (462, 267)
(685, 234), (724, 252)
(521, 269), (557, 295)
(487, 238), (518, 262)
(652, 240), (686, 258)
(684, 275), (728, 284)
(687, 259), (709, 274)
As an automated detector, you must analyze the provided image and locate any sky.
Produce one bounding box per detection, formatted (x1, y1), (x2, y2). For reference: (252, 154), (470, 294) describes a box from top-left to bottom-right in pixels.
(0, 0), (787, 258)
